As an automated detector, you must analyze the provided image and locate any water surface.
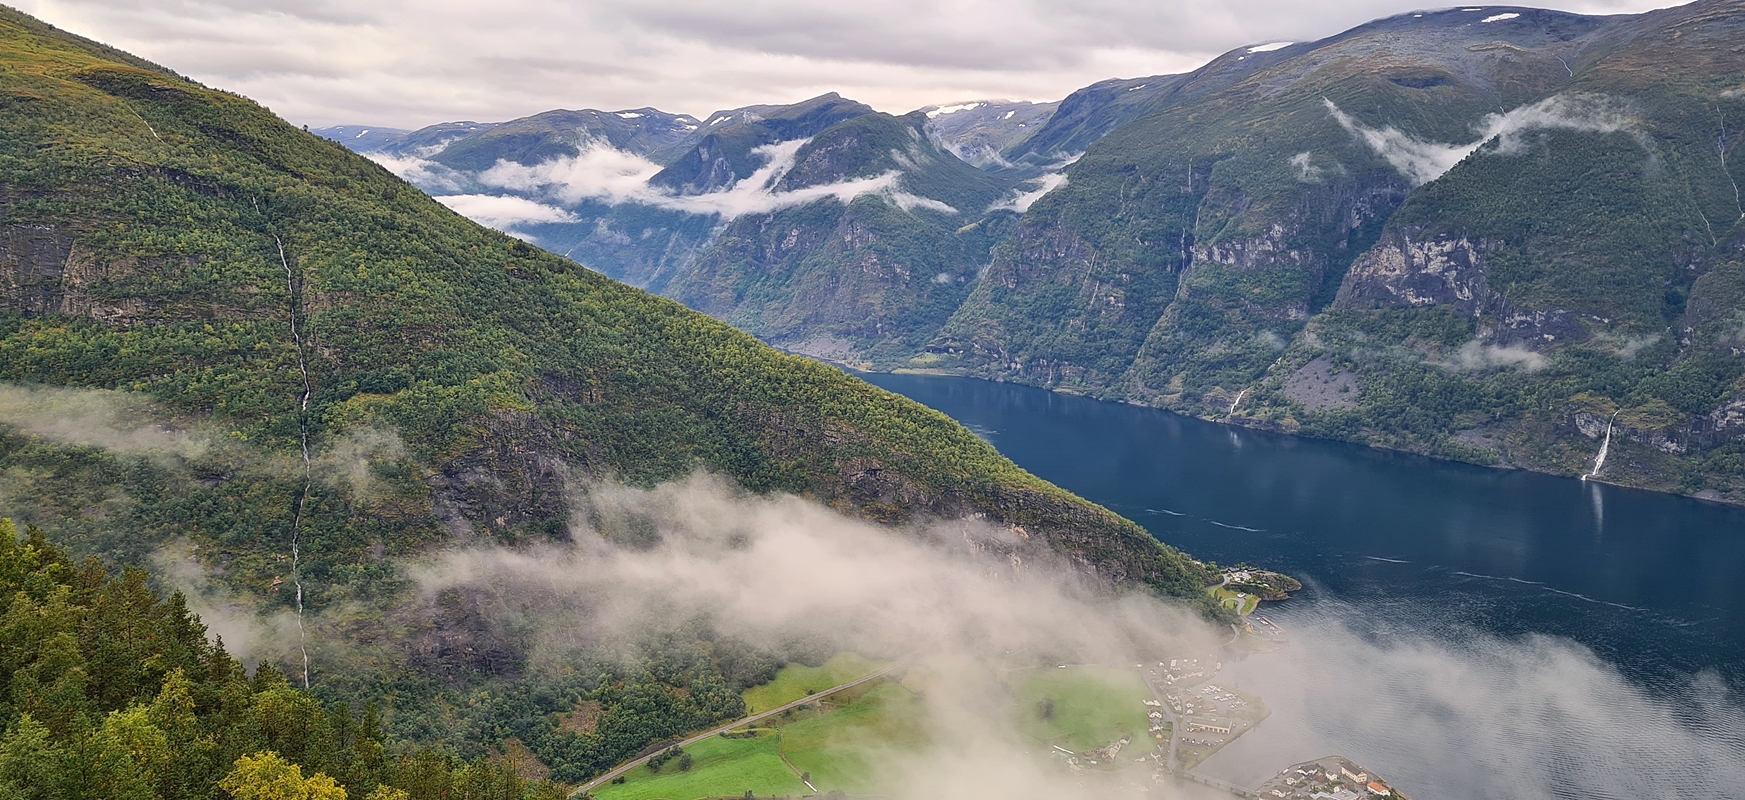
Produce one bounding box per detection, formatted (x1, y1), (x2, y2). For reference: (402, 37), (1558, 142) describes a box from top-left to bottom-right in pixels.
(862, 371), (1745, 797)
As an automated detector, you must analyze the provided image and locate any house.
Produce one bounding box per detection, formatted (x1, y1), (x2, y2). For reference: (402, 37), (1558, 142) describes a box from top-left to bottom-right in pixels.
(1366, 781), (1391, 796)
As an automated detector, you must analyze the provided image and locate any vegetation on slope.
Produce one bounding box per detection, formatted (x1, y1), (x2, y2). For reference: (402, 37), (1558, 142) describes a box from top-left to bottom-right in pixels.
(0, 5), (1216, 783)
(0, 522), (565, 800)
(930, 1), (1745, 502)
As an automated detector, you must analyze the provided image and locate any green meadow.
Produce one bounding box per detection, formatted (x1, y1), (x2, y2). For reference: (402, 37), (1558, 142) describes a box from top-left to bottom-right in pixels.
(742, 654), (887, 714)
(593, 678), (926, 800)
(590, 736), (805, 800)
(1010, 667), (1155, 753)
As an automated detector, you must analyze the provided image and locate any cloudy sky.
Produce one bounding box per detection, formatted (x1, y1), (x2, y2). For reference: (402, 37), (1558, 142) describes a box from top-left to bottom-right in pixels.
(17, 0), (1680, 129)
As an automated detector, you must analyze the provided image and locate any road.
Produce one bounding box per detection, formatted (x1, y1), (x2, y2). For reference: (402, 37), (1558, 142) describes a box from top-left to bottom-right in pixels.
(571, 663), (903, 797)
(1141, 672), (1182, 773)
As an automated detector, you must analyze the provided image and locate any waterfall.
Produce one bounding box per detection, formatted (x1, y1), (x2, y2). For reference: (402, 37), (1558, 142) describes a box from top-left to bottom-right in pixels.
(1583, 410), (1620, 481)
(1228, 388), (1248, 417)
(276, 235), (315, 689)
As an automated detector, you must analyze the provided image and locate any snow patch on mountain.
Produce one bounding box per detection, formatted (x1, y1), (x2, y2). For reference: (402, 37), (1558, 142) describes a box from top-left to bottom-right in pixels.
(927, 102), (985, 118)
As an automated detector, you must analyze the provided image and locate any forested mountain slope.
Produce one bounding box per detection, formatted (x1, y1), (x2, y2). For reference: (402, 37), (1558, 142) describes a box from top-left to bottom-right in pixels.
(0, 524), (560, 800)
(0, 5), (1215, 783)
(934, 1), (1745, 502)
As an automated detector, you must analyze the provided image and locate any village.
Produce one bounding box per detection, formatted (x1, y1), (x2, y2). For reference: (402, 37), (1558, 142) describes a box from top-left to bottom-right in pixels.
(1254, 756), (1409, 800)
(1037, 566), (1406, 799)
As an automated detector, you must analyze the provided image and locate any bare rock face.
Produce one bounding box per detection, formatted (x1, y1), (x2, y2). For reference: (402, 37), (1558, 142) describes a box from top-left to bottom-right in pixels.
(1335, 228), (1593, 349)
(425, 410), (573, 542)
(1688, 399), (1745, 450)
(0, 224), (73, 315)
(1336, 229), (1493, 314)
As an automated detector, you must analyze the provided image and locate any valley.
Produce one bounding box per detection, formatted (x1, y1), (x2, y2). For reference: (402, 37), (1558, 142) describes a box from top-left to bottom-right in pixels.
(325, 0), (1745, 508)
(2, 1), (1744, 799)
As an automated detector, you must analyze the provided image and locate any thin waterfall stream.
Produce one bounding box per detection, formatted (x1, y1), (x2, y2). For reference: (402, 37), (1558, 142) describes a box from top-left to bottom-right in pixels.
(1583, 410), (1621, 481)
(276, 234), (314, 689)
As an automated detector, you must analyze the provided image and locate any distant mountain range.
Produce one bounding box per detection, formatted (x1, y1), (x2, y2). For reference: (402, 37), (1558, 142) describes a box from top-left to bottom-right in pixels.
(319, 0), (1745, 505)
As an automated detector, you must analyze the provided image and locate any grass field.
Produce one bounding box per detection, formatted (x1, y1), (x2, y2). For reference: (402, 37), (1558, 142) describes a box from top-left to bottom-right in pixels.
(590, 735), (806, 800)
(742, 654), (886, 714)
(1209, 586), (1259, 616)
(780, 683), (927, 793)
(1011, 667), (1155, 753)
(594, 680), (926, 800)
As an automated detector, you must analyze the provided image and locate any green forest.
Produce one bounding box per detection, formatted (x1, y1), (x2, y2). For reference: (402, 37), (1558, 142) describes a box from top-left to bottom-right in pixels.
(0, 6), (1224, 793)
(0, 522), (565, 800)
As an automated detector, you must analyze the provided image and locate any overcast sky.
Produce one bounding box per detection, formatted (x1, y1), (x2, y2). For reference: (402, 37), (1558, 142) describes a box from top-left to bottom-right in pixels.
(17, 0), (1681, 129)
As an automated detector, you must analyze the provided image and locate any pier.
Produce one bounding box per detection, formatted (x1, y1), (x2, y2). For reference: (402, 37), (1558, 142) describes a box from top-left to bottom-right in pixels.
(1180, 771), (1258, 798)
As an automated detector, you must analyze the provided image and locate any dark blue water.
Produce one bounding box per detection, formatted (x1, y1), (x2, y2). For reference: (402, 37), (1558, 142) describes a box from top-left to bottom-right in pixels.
(861, 372), (1745, 690)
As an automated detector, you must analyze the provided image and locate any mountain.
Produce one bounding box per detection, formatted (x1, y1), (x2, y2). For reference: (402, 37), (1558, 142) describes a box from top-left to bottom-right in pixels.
(428, 107), (702, 172)
(931, 0), (1745, 503)
(0, 3), (1217, 779)
(323, 93), (1036, 361)
(660, 110), (1021, 363)
(311, 123), (411, 152)
(919, 99), (1058, 168)
(321, 1), (1745, 505)
(998, 39), (1303, 165)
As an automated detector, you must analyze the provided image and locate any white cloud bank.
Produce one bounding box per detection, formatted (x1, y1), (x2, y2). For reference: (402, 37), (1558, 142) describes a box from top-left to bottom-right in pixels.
(404, 473), (1745, 800)
(392, 138), (957, 232)
(1325, 94), (1638, 186)
(366, 151), (470, 194)
(989, 171), (1068, 213)
(433, 194), (578, 235)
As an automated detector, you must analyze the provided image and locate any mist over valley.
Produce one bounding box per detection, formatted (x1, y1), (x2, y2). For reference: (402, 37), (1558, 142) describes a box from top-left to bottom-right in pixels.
(0, 2), (1743, 800)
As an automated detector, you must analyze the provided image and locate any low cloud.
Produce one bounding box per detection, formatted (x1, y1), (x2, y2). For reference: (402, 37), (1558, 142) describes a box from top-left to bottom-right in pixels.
(150, 541), (305, 668)
(989, 153), (1078, 214)
(990, 171), (1068, 213)
(0, 384), (207, 461)
(1448, 340), (1549, 371)
(456, 138), (955, 222)
(1289, 151), (1322, 182)
(401, 473), (1745, 799)
(1203, 609), (1745, 799)
(313, 426), (407, 502)
(368, 151), (470, 194)
(434, 193), (579, 235)
(1601, 332), (1662, 359)
(1325, 94), (1637, 186)
(411, 474), (1204, 665)
(477, 141), (664, 205)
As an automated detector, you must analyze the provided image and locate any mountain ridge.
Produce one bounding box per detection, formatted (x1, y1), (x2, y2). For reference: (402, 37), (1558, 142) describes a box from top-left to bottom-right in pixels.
(319, 1), (1745, 505)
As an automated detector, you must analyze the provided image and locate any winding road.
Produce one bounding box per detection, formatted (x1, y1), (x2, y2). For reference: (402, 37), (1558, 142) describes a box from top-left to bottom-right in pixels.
(571, 663), (903, 797)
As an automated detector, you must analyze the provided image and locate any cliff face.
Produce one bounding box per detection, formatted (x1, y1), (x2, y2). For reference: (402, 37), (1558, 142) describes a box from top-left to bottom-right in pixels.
(659, 112), (1021, 363)
(925, 1), (1745, 503)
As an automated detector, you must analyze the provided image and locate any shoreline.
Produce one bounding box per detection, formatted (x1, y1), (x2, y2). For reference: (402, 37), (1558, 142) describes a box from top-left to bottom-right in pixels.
(833, 363), (1744, 510)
